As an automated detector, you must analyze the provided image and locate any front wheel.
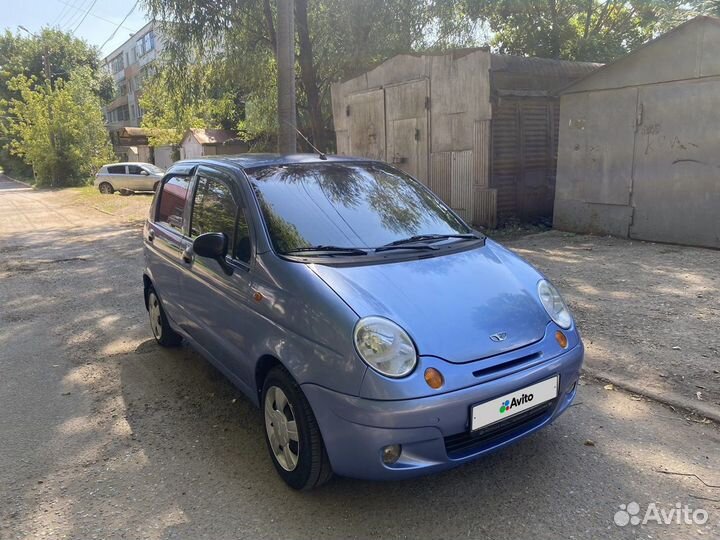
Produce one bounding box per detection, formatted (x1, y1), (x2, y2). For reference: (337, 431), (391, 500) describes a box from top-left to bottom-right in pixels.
(262, 367), (333, 490)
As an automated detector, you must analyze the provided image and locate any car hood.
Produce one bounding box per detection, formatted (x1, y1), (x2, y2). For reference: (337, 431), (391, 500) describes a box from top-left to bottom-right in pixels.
(309, 240), (550, 363)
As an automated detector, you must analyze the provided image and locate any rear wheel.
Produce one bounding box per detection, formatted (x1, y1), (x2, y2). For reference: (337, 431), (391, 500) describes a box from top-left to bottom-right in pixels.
(262, 367), (333, 490)
(98, 182), (114, 195)
(147, 289), (182, 347)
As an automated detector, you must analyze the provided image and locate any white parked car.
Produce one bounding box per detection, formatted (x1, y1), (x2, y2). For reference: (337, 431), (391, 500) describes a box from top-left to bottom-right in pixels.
(94, 162), (165, 194)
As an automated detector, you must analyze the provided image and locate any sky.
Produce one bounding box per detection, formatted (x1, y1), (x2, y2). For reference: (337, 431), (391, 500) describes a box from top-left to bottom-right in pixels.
(1, 0), (151, 58)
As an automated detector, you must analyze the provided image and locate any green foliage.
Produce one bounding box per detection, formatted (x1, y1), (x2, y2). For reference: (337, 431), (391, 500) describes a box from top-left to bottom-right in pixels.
(464, 0), (697, 62)
(7, 68), (114, 187)
(142, 0), (479, 150)
(0, 28), (113, 183)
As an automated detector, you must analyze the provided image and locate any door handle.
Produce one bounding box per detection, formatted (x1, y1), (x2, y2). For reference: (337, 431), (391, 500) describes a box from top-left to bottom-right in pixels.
(181, 246), (193, 264)
(147, 229), (155, 242)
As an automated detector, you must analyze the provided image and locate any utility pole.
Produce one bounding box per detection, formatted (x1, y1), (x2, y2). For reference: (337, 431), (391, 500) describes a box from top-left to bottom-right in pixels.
(19, 26), (56, 185)
(276, 0), (297, 154)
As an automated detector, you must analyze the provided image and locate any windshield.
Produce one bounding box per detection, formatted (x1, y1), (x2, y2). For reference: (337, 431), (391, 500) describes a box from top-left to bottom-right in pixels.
(247, 162), (471, 254)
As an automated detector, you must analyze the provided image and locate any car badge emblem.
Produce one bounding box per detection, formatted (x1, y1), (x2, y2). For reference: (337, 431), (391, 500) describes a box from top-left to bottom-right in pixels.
(490, 332), (508, 342)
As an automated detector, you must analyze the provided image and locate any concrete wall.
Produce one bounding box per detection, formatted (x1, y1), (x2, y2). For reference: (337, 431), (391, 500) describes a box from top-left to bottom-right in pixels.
(180, 135), (204, 160)
(554, 17), (720, 248)
(155, 146), (176, 169)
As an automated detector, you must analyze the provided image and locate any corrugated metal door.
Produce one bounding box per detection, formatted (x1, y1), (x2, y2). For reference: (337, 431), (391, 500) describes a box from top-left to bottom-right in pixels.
(629, 79), (720, 248)
(346, 89), (386, 161)
(385, 79), (429, 184)
(490, 97), (559, 223)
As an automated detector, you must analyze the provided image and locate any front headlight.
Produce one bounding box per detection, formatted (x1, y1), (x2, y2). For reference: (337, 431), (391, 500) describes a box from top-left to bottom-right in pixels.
(537, 279), (573, 329)
(353, 316), (417, 378)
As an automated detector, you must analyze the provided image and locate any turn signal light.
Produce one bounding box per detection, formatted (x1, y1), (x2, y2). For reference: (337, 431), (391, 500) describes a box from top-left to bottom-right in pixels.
(424, 367), (445, 389)
(555, 330), (568, 349)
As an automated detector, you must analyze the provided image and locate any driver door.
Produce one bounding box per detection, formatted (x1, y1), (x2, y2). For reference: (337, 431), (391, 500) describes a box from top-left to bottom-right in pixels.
(177, 166), (257, 390)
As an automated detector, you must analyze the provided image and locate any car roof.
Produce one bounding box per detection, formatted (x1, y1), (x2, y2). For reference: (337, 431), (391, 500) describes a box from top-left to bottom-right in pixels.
(170, 153), (382, 172)
(102, 162), (157, 167)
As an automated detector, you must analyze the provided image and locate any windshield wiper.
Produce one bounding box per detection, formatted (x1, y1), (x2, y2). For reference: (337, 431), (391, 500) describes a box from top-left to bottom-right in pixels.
(381, 233), (482, 248)
(282, 245), (369, 256)
(374, 243), (440, 253)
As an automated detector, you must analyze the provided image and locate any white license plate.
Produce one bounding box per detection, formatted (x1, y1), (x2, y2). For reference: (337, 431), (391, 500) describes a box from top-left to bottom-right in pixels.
(471, 376), (559, 431)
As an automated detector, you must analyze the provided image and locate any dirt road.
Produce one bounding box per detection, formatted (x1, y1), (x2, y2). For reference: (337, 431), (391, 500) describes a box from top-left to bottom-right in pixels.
(1, 178), (719, 539)
(508, 232), (720, 419)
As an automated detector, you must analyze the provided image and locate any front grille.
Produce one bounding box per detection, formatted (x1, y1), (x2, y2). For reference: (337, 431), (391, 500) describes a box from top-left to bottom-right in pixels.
(472, 352), (542, 379)
(444, 400), (555, 458)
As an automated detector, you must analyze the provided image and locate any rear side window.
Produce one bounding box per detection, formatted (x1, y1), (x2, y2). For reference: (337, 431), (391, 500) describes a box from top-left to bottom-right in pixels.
(190, 176), (237, 243)
(157, 175), (191, 231)
(107, 165), (125, 174)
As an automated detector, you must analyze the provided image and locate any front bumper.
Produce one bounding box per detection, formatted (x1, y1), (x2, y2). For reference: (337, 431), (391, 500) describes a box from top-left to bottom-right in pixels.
(302, 342), (584, 480)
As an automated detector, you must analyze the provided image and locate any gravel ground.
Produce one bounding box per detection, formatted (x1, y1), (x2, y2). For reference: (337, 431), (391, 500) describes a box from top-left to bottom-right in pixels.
(506, 232), (720, 419)
(1, 177), (719, 539)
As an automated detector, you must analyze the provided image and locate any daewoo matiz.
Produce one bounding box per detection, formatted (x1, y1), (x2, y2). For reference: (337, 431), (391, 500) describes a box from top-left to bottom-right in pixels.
(143, 154), (584, 490)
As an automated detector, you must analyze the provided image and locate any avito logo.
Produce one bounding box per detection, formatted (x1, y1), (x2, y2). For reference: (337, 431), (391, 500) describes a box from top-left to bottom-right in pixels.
(499, 393), (534, 414)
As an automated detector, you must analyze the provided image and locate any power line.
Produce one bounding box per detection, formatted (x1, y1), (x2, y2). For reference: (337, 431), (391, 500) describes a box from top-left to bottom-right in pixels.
(54, 0), (84, 28)
(98, 0), (140, 52)
(60, 0), (90, 30)
(53, 0), (136, 32)
(72, 0), (100, 33)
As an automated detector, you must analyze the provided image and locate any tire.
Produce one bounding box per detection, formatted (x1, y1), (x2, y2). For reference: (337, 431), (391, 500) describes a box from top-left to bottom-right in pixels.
(98, 182), (114, 195)
(262, 366), (333, 490)
(147, 288), (182, 347)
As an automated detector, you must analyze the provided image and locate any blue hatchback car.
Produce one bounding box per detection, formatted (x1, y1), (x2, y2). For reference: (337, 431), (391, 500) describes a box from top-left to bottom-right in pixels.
(143, 154), (584, 490)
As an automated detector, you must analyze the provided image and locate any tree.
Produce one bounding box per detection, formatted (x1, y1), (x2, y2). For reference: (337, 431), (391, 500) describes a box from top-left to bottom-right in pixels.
(463, 0), (696, 62)
(7, 67), (114, 186)
(277, 0), (297, 152)
(142, 0), (477, 151)
(139, 63), (241, 147)
(0, 28), (113, 179)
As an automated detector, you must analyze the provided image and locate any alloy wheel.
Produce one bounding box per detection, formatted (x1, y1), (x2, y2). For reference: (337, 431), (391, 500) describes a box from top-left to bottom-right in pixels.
(148, 292), (163, 340)
(264, 386), (300, 471)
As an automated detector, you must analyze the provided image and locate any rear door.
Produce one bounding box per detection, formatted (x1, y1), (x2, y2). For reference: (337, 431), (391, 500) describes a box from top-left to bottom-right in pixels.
(177, 166), (257, 387)
(106, 165), (127, 189)
(146, 173), (194, 320)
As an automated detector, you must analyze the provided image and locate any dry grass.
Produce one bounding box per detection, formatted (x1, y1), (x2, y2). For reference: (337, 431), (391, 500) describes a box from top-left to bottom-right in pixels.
(54, 185), (153, 224)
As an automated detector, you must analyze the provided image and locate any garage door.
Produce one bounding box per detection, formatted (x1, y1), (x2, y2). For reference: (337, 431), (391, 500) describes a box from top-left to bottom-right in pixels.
(630, 79), (720, 248)
(384, 79), (429, 185)
(347, 89), (386, 161)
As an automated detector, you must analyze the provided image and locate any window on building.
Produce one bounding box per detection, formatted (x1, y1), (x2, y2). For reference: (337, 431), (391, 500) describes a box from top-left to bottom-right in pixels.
(106, 105), (130, 123)
(136, 31), (156, 58)
(118, 82), (128, 97)
(110, 54), (124, 74)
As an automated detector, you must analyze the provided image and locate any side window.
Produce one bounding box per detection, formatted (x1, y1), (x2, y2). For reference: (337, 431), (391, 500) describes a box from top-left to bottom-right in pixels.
(190, 176), (237, 251)
(157, 175), (191, 231)
(127, 165), (143, 175)
(107, 165), (126, 174)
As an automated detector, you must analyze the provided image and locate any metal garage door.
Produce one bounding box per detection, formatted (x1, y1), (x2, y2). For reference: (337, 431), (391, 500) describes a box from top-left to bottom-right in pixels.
(630, 79), (720, 248)
(346, 89), (386, 161)
(490, 97), (560, 223)
(384, 79), (430, 185)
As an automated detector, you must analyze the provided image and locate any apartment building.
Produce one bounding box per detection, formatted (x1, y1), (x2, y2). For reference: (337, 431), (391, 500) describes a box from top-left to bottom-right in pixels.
(103, 20), (163, 159)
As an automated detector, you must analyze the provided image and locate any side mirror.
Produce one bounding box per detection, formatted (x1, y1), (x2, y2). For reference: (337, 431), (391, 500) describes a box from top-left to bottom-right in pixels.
(192, 232), (233, 275)
(141, 170), (150, 176)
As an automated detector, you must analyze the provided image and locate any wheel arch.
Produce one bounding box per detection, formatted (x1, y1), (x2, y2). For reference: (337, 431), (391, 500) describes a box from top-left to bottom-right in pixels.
(255, 354), (286, 403)
(143, 273), (152, 310)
